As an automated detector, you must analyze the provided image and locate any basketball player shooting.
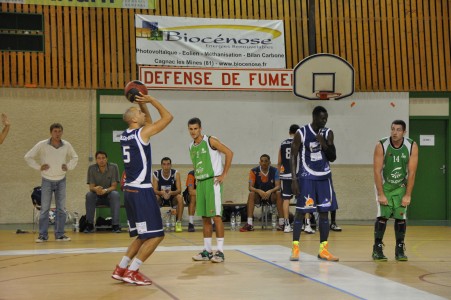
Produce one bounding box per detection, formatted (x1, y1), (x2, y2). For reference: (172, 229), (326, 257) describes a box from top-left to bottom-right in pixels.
(111, 90), (173, 285)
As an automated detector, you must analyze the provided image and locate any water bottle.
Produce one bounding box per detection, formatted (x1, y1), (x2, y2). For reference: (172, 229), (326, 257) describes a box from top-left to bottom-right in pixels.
(271, 205), (277, 231)
(73, 212), (79, 232)
(235, 209), (241, 228)
(165, 210), (171, 231)
(170, 210), (176, 232)
(230, 212), (236, 231)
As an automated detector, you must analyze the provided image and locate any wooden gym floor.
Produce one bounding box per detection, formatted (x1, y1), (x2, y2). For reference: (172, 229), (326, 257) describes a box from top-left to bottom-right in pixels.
(0, 223), (450, 300)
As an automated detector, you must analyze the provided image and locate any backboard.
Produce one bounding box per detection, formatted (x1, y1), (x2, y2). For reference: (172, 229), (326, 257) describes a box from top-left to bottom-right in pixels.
(293, 53), (354, 100)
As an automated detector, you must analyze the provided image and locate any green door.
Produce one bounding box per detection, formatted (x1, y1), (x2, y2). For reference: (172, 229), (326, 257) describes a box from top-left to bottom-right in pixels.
(98, 117), (126, 169)
(409, 119), (447, 220)
(97, 116), (127, 224)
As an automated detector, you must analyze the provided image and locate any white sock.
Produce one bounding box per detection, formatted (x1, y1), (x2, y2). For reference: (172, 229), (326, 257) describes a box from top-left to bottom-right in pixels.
(279, 218), (284, 225)
(248, 217), (253, 226)
(128, 258), (142, 271)
(211, 219), (215, 224)
(204, 238), (212, 252)
(118, 256), (131, 269)
(284, 218), (290, 226)
(216, 238), (224, 252)
(189, 215), (194, 224)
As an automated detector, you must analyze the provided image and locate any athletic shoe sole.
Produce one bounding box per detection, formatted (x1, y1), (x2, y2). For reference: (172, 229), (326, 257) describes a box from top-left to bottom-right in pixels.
(318, 254), (339, 261)
(395, 257), (408, 261)
(122, 277), (152, 285)
(111, 274), (123, 281)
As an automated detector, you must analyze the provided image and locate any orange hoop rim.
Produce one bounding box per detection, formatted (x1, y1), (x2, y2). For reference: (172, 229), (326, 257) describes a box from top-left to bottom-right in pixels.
(315, 91), (342, 100)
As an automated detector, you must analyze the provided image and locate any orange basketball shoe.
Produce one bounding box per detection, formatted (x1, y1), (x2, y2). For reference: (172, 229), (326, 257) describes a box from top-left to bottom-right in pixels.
(318, 241), (339, 261)
(290, 241), (300, 261)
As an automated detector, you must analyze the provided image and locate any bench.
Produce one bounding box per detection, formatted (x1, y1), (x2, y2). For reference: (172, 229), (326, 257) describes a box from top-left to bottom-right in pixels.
(223, 202), (298, 229)
(222, 202), (246, 225)
(95, 204), (126, 229)
(222, 202), (276, 229)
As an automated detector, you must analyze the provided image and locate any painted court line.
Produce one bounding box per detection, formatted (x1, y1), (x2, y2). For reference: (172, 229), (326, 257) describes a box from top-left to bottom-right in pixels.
(236, 245), (446, 300)
(0, 245), (445, 300)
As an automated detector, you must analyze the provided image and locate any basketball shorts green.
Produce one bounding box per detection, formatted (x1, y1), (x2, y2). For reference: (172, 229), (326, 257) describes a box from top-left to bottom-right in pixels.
(196, 177), (223, 217)
(377, 186), (407, 219)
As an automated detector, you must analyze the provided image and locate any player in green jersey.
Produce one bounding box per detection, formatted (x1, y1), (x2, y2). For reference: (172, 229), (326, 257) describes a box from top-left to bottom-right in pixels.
(373, 120), (418, 261)
(188, 117), (233, 263)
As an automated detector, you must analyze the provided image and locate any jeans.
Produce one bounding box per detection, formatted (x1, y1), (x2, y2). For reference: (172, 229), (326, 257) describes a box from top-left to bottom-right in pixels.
(85, 191), (120, 225)
(39, 177), (67, 238)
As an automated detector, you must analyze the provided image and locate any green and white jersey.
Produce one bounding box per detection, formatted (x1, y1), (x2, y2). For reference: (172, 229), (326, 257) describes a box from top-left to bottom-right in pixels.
(380, 136), (414, 191)
(189, 135), (223, 181)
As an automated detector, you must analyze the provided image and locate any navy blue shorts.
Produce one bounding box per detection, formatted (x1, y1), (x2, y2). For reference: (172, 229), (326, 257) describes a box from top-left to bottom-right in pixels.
(124, 187), (164, 239)
(280, 179), (293, 200)
(295, 178), (338, 213)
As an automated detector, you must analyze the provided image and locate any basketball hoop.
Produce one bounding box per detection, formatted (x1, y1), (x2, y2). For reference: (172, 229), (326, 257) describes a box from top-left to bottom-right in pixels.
(315, 91), (342, 100)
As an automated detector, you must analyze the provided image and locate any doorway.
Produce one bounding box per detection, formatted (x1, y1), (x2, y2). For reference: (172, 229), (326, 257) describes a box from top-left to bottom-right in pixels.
(409, 119), (447, 221)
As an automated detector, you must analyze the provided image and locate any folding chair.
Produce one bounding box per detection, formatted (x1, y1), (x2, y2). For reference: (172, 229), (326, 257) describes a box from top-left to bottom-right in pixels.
(31, 186), (73, 232)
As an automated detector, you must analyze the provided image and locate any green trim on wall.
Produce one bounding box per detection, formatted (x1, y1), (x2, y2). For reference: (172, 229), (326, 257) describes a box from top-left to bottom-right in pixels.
(410, 91), (451, 98)
(410, 116), (449, 120)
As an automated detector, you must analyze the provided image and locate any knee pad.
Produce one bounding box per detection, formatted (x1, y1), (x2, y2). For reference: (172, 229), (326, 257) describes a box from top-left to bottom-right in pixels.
(375, 217), (388, 231)
(377, 217), (388, 223)
(394, 219), (406, 232)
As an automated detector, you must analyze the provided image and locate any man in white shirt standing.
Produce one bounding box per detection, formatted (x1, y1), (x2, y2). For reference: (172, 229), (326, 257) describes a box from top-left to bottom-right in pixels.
(25, 123), (78, 243)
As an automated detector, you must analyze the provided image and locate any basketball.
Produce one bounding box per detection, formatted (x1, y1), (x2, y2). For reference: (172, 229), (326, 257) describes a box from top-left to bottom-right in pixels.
(124, 80), (147, 103)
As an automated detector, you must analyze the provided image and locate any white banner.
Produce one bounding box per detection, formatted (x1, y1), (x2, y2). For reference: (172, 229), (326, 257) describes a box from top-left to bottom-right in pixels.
(136, 15), (286, 69)
(139, 67), (293, 91)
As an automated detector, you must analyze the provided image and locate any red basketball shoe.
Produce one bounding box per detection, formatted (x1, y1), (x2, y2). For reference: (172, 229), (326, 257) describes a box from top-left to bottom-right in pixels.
(122, 269), (152, 285)
(111, 265), (127, 281)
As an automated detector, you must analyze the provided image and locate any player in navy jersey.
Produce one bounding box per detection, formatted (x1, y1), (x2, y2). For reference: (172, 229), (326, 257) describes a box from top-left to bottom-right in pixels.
(111, 92), (173, 286)
(277, 124), (301, 233)
(289, 106), (339, 262)
(152, 157), (184, 232)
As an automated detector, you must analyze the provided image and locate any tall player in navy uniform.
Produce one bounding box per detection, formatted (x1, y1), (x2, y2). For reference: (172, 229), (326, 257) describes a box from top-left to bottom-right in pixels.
(152, 157), (184, 232)
(289, 106), (339, 262)
(277, 124), (300, 233)
(111, 93), (173, 285)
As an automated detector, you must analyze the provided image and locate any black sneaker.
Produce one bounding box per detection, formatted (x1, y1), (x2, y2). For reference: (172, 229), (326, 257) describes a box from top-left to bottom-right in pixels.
(112, 225), (121, 233)
(188, 223), (195, 232)
(56, 235), (71, 242)
(84, 223), (95, 233)
(35, 235), (48, 243)
(372, 243), (388, 261)
(395, 242), (408, 261)
(330, 223), (342, 232)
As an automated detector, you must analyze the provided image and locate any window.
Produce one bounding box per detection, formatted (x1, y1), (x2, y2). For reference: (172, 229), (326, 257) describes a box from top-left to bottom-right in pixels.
(0, 12), (44, 52)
